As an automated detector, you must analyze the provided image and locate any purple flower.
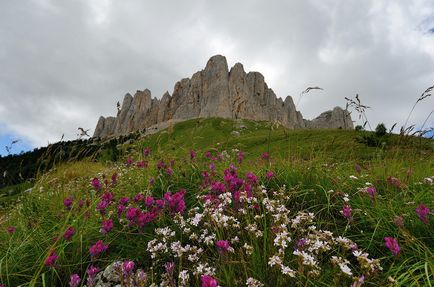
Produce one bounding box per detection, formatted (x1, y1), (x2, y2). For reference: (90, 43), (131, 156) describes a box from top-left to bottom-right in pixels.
(100, 219), (113, 235)
(64, 197), (73, 210)
(91, 178), (101, 191)
(145, 196), (154, 206)
(126, 157), (134, 166)
(201, 275), (218, 287)
(89, 240), (108, 257)
(261, 152), (269, 160)
(96, 200), (109, 215)
(69, 274), (81, 287)
(211, 182), (225, 194)
(165, 167), (173, 176)
(111, 173), (118, 186)
(246, 172), (258, 184)
(216, 240), (230, 252)
(237, 151), (244, 163)
(143, 147), (151, 157)
(266, 171), (274, 180)
(190, 150), (196, 160)
(63, 226), (75, 241)
(384, 237), (400, 256)
(6, 226), (16, 234)
(102, 191), (114, 203)
(134, 193), (145, 202)
(366, 186), (376, 199)
(136, 160), (147, 168)
(44, 251), (58, 267)
(86, 265), (100, 287)
(341, 204), (352, 219)
(205, 151), (212, 158)
(157, 161), (166, 170)
(122, 260), (135, 275)
(119, 196), (129, 205)
(164, 190), (186, 214)
(415, 203), (430, 224)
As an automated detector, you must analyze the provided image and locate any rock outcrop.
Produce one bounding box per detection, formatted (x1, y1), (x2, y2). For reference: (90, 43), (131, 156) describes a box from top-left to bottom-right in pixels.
(93, 55), (353, 138)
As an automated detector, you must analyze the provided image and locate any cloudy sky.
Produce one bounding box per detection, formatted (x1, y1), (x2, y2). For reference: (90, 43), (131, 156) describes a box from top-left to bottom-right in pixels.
(1, 0), (433, 155)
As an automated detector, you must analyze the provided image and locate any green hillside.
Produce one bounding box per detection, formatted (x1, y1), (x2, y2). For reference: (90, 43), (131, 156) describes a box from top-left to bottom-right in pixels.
(0, 118), (433, 286)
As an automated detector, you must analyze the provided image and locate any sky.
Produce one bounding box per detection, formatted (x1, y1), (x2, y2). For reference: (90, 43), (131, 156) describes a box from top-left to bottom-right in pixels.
(0, 0), (433, 155)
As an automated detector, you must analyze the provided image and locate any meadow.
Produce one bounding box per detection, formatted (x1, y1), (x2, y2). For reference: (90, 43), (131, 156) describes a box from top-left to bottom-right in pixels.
(0, 118), (433, 286)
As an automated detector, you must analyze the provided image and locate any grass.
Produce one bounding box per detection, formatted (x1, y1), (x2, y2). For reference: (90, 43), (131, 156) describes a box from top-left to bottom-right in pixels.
(0, 117), (433, 286)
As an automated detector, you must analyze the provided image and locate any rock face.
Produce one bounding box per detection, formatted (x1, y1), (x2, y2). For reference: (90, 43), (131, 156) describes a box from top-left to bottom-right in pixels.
(93, 55), (353, 138)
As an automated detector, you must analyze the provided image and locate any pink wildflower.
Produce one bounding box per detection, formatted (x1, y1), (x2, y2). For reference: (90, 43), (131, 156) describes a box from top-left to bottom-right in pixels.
(6, 226), (16, 234)
(341, 204), (352, 219)
(205, 151), (212, 158)
(216, 240), (230, 253)
(63, 226), (75, 241)
(190, 150), (196, 160)
(122, 260), (135, 275)
(415, 203), (430, 224)
(69, 274), (81, 287)
(126, 157), (134, 166)
(100, 219), (113, 235)
(201, 275), (218, 287)
(111, 173), (118, 186)
(237, 151), (244, 163)
(136, 160), (147, 168)
(91, 178), (101, 191)
(266, 170), (274, 180)
(64, 197), (73, 210)
(143, 147), (151, 157)
(89, 240), (108, 257)
(366, 186), (376, 199)
(145, 196), (154, 206)
(261, 152), (269, 160)
(384, 237), (400, 256)
(86, 265), (100, 287)
(44, 251), (58, 267)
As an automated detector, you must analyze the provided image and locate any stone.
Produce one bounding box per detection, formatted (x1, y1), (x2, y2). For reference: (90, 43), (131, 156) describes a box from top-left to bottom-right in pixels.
(93, 55), (353, 138)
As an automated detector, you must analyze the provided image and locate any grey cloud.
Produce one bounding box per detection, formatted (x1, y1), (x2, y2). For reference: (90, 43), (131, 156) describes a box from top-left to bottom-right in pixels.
(0, 0), (433, 147)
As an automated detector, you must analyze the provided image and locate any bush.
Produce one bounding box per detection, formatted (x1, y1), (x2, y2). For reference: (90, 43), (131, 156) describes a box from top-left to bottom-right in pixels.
(375, 123), (387, 137)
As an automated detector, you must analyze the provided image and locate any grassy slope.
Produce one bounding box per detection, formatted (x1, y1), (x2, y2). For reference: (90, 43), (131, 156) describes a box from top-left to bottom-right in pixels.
(0, 118), (433, 286)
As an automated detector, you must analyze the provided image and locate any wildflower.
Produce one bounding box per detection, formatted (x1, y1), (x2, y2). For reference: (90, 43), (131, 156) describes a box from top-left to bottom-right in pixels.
(122, 260), (135, 275)
(157, 161), (166, 170)
(63, 226), (75, 241)
(266, 171), (274, 180)
(261, 152), (269, 160)
(415, 203), (430, 224)
(246, 172), (258, 184)
(86, 265), (100, 287)
(355, 164), (362, 173)
(393, 215), (404, 227)
(246, 277), (265, 287)
(64, 197), (73, 210)
(126, 157), (134, 166)
(165, 167), (173, 176)
(190, 150), (196, 160)
(119, 196), (129, 205)
(211, 181), (225, 194)
(350, 275), (365, 287)
(237, 151), (244, 163)
(101, 219), (113, 235)
(44, 251), (58, 267)
(205, 151), (212, 158)
(91, 178), (101, 191)
(136, 160), (147, 168)
(69, 274), (81, 287)
(111, 173), (117, 186)
(134, 193), (144, 202)
(216, 240), (230, 253)
(89, 240), (109, 257)
(341, 204), (352, 219)
(149, 177), (155, 186)
(143, 147), (151, 157)
(145, 196), (154, 206)
(96, 200), (109, 215)
(384, 237), (400, 256)
(387, 176), (401, 188)
(164, 190), (186, 213)
(6, 226), (16, 234)
(366, 186), (376, 199)
(201, 275), (218, 287)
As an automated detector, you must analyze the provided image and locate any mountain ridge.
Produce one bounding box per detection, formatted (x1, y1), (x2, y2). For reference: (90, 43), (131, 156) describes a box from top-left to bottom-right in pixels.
(94, 55), (353, 138)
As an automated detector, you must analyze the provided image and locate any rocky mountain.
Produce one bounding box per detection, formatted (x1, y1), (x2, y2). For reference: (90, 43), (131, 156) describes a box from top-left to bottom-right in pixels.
(93, 55), (353, 138)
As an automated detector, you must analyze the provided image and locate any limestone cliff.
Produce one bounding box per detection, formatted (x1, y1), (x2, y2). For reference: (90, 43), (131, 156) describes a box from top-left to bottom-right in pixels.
(94, 55), (352, 138)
